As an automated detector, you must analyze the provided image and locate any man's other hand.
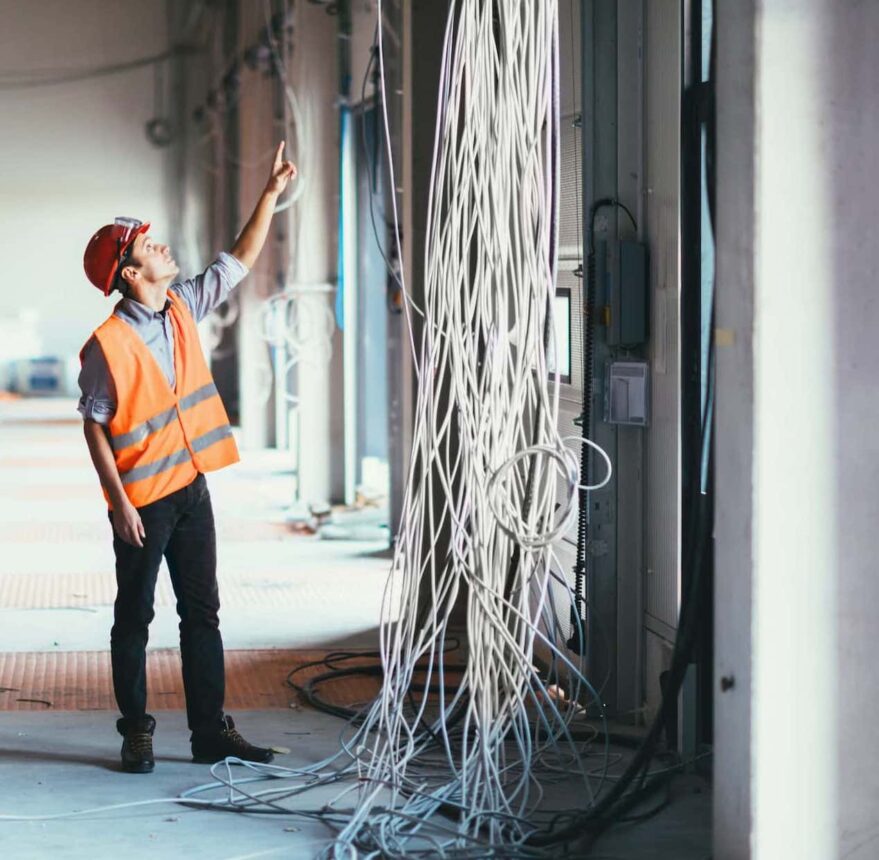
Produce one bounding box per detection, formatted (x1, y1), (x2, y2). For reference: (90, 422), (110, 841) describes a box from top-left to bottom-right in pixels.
(112, 499), (146, 548)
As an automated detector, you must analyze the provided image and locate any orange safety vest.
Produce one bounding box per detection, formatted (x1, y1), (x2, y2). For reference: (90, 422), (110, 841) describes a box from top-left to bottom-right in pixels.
(86, 290), (239, 509)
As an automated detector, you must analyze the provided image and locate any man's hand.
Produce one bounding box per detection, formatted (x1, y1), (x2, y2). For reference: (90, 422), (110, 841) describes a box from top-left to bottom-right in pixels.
(112, 499), (146, 548)
(231, 141), (298, 269)
(266, 140), (297, 196)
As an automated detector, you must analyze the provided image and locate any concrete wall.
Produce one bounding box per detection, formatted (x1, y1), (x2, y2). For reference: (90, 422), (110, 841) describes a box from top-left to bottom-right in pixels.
(235, 0), (284, 451)
(0, 0), (172, 376)
(715, 1), (879, 857)
(642, 0), (683, 716)
(713, 1), (755, 855)
(286, 1), (344, 503)
(548, 0), (645, 720)
(827, 3), (879, 851)
(173, 0), (343, 503)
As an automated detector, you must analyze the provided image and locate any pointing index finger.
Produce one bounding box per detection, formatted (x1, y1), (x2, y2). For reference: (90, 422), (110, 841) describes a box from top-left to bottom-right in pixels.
(274, 140), (285, 164)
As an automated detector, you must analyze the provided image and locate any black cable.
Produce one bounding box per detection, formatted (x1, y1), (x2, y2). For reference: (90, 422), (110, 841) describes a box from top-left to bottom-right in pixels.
(534, 107), (717, 838)
(529, 461), (713, 847)
(569, 197), (638, 655)
(285, 645), (466, 725)
(358, 26), (407, 304)
(567, 230), (594, 654)
(601, 770), (673, 824)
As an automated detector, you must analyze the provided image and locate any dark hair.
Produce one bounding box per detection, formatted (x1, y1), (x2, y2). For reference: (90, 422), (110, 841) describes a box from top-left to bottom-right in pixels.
(113, 246), (140, 295)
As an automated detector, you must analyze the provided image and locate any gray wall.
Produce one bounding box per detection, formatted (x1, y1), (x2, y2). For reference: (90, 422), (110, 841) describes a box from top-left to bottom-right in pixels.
(829, 3), (879, 854)
(549, 0), (645, 720)
(283, 1), (344, 502)
(715, 1), (879, 857)
(713, 1), (755, 855)
(642, 0), (683, 716)
(0, 0), (173, 376)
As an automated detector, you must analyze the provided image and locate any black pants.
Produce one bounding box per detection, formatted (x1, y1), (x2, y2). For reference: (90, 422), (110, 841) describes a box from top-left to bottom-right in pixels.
(109, 473), (225, 734)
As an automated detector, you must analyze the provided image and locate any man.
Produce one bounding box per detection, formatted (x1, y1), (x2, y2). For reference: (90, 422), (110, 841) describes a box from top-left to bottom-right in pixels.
(78, 141), (297, 774)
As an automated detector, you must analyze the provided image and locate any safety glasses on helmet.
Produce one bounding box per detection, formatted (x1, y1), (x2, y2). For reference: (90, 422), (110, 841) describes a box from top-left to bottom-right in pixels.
(114, 217), (144, 259)
(113, 217), (144, 287)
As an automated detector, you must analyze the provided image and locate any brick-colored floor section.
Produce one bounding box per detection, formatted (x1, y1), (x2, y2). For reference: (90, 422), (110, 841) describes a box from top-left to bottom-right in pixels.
(0, 649), (381, 712)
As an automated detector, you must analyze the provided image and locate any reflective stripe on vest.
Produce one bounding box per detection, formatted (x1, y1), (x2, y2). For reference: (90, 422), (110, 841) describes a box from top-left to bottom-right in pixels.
(119, 423), (233, 485)
(110, 382), (220, 452)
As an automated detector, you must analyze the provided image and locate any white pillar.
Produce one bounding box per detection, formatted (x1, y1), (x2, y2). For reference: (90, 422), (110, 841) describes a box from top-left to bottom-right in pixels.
(289, 1), (344, 506)
(715, 2), (879, 857)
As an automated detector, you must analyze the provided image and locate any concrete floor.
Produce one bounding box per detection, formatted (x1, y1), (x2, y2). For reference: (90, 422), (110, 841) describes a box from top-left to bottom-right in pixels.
(0, 709), (341, 860)
(0, 398), (712, 859)
(0, 398), (392, 653)
(0, 709), (712, 860)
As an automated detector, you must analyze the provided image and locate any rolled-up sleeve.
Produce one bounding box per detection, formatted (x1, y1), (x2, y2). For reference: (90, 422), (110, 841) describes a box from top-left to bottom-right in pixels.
(77, 337), (116, 425)
(169, 252), (250, 323)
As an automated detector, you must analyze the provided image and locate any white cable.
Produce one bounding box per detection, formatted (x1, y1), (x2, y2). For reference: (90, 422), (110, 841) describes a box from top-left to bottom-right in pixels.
(0, 796), (231, 822)
(560, 434), (614, 492)
(256, 284), (335, 411)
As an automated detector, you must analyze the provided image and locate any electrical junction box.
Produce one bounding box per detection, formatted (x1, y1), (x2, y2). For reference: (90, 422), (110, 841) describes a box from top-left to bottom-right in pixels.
(607, 240), (649, 347)
(605, 361), (650, 426)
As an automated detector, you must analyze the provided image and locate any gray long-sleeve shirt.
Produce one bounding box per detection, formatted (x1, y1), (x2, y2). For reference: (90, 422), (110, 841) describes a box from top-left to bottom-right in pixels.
(77, 252), (249, 424)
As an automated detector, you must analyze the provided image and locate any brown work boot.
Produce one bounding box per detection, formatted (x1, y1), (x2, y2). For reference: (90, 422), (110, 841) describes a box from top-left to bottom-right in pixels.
(190, 715), (274, 765)
(117, 714), (156, 774)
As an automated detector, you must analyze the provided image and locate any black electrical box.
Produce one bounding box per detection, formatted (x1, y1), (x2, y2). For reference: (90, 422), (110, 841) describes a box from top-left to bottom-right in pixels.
(607, 240), (649, 347)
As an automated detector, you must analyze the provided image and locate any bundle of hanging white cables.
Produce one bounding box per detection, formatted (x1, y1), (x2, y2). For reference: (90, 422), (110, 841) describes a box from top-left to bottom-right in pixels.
(179, 1), (615, 856)
(0, 2), (613, 856)
(324, 0), (612, 853)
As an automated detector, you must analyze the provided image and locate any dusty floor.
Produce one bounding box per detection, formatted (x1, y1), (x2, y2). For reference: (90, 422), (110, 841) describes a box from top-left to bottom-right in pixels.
(0, 398), (711, 859)
(0, 398), (391, 659)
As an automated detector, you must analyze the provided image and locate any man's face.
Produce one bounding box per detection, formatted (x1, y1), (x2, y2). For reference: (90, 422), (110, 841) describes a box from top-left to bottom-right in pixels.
(128, 233), (179, 284)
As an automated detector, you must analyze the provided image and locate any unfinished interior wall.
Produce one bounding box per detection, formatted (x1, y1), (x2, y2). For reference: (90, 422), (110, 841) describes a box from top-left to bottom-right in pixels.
(0, 0), (172, 384)
(642, 0), (683, 716)
(712, 2), (754, 854)
(715, 1), (879, 857)
(285, 1), (344, 503)
(546, 0), (645, 720)
(184, 0), (343, 502)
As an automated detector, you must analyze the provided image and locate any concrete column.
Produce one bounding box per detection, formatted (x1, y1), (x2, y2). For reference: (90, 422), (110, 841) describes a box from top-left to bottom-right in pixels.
(715, 2), (879, 857)
(713, 2), (756, 855)
(235, 0), (282, 450)
(289, 2), (344, 505)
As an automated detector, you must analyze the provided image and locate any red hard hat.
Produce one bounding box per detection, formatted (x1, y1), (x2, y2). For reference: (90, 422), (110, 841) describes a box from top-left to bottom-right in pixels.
(83, 217), (150, 295)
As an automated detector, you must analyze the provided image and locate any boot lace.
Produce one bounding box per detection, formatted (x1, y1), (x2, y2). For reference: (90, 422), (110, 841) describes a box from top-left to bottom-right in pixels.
(128, 732), (153, 755)
(220, 724), (249, 750)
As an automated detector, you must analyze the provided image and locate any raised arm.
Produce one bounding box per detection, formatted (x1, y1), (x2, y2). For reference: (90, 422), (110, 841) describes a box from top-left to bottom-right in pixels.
(230, 140), (297, 270)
